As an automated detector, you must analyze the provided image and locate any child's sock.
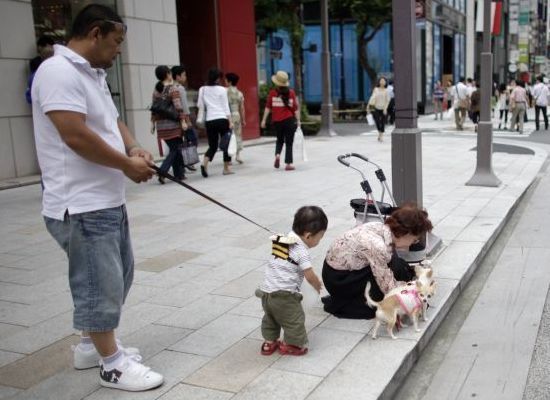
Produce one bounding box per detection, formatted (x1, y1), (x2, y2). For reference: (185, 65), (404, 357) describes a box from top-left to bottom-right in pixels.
(79, 335), (94, 351)
(101, 348), (124, 371)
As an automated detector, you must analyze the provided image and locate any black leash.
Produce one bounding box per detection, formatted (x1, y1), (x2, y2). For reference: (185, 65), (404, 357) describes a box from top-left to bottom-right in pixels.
(152, 165), (274, 234)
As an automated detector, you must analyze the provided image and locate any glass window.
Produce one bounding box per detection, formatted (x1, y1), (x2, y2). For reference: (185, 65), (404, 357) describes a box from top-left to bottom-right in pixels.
(30, 0), (126, 120)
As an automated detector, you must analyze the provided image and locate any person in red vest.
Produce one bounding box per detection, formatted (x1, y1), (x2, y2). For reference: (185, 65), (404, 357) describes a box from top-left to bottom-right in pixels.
(260, 71), (301, 171)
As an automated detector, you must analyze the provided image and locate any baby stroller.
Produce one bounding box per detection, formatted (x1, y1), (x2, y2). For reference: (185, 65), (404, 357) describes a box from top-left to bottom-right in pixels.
(337, 153), (397, 225)
(337, 153), (427, 263)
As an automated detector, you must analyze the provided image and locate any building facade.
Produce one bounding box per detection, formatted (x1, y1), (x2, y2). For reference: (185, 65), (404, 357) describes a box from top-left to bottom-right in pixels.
(0, 0), (259, 181)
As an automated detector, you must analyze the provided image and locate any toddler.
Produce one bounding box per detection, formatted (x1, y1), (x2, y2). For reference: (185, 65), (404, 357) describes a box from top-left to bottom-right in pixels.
(256, 206), (328, 356)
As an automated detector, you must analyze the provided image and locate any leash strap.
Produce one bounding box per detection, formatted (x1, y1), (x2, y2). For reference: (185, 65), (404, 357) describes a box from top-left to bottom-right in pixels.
(152, 165), (274, 234)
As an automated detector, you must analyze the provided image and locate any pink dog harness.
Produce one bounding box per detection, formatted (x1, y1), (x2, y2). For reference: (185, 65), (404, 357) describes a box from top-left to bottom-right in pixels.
(396, 286), (422, 314)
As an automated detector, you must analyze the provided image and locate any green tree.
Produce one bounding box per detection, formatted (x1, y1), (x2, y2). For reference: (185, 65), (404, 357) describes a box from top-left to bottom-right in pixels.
(255, 0), (304, 100)
(331, 0), (392, 88)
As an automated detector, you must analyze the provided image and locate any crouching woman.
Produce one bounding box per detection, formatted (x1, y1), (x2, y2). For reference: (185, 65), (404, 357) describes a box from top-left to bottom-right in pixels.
(321, 203), (433, 319)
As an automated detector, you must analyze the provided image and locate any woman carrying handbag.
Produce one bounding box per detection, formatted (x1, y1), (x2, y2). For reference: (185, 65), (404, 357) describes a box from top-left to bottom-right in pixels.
(197, 68), (234, 177)
(260, 70), (300, 171)
(151, 65), (187, 183)
(368, 77), (389, 142)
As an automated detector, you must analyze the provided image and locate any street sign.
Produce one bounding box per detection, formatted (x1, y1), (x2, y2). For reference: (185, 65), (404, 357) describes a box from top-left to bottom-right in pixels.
(508, 63), (518, 73)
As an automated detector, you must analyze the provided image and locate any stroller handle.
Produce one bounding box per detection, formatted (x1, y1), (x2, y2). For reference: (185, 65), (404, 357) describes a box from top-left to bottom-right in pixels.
(337, 153), (373, 166)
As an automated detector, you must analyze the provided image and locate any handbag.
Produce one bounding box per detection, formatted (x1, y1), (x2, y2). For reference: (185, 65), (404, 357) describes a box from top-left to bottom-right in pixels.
(150, 86), (179, 121)
(294, 126), (307, 162)
(228, 132), (237, 157)
(196, 87), (206, 128)
(366, 113), (375, 126)
(181, 143), (200, 166)
(219, 131), (232, 152)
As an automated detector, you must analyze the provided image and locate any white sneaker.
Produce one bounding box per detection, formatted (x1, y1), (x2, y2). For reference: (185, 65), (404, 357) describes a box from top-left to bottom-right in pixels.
(73, 340), (140, 370)
(99, 355), (164, 391)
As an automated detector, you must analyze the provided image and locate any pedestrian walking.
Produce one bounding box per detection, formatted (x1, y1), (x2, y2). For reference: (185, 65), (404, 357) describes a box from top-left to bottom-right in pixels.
(532, 75), (549, 131)
(444, 79), (453, 111)
(151, 65), (187, 183)
(256, 206), (327, 356)
(226, 72), (246, 164)
(171, 65), (197, 172)
(452, 77), (470, 130)
(31, 4), (163, 392)
(368, 77), (389, 142)
(387, 80), (395, 125)
(510, 80), (529, 134)
(261, 70), (300, 171)
(197, 68), (234, 177)
(470, 83), (481, 131)
(496, 83), (509, 130)
(433, 80), (445, 120)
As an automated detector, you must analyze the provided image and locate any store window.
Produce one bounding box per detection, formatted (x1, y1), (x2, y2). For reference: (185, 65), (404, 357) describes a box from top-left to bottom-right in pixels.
(30, 0), (126, 120)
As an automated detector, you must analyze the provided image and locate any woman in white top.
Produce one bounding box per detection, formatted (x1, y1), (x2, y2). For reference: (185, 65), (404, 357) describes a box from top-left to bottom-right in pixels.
(197, 68), (234, 177)
(368, 78), (389, 142)
(496, 83), (509, 130)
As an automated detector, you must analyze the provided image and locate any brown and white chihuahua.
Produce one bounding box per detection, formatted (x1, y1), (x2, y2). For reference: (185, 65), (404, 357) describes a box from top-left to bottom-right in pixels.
(365, 265), (435, 339)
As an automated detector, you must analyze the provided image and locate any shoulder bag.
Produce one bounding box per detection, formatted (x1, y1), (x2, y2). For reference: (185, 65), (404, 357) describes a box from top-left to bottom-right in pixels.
(150, 86), (179, 121)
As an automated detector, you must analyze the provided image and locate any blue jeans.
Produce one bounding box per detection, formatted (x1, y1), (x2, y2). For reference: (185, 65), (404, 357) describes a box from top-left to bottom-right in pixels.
(44, 206), (134, 332)
(160, 137), (184, 179)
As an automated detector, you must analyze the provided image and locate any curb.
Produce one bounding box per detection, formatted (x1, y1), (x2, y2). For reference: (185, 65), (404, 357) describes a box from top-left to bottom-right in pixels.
(378, 169), (541, 400)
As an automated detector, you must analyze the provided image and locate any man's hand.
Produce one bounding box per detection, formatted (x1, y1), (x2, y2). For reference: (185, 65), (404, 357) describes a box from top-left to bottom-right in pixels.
(128, 147), (154, 163)
(123, 156), (155, 183)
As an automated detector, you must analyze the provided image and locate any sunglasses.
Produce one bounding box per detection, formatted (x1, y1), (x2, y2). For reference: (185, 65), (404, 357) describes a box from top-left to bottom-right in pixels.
(103, 19), (127, 34)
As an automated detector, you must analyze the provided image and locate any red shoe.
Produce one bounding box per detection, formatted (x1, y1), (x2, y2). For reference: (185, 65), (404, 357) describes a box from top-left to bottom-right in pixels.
(278, 342), (308, 356)
(260, 340), (280, 356)
(274, 158), (280, 169)
(285, 165), (295, 171)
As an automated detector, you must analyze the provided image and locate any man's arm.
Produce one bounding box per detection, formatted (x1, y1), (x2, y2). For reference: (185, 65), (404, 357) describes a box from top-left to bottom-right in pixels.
(47, 111), (154, 183)
(117, 119), (154, 162)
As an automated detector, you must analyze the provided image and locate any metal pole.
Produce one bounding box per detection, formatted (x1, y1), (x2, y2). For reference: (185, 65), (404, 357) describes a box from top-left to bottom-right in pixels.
(466, 0), (501, 187)
(391, 0), (422, 206)
(319, 0), (337, 136)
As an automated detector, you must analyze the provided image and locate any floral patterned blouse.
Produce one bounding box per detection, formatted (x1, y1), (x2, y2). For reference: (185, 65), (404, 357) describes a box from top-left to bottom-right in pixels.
(325, 222), (405, 294)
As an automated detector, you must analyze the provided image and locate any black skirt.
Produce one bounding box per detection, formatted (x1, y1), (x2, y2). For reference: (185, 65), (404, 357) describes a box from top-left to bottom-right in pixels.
(321, 252), (415, 319)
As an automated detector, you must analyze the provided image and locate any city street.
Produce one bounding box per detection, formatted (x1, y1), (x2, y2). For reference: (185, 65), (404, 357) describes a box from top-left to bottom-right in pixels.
(0, 115), (548, 399)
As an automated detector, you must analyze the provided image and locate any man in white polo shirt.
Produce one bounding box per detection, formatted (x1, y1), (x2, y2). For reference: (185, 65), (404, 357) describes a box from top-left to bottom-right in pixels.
(532, 75), (549, 131)
(32, 4), (162, 392)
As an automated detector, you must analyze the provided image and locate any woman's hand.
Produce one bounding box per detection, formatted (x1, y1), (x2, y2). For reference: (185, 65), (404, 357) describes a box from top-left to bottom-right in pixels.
(260, 120), (266, 129)
(150, 122), (155, 135)
(181, 120), (188, 131)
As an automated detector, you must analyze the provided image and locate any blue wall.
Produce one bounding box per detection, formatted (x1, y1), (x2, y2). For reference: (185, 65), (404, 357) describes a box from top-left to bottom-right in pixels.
(266, 22), (392, 104)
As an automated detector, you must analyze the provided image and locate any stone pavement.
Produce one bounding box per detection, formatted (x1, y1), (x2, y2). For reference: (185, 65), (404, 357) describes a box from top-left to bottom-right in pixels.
(0, 115), (547, 400)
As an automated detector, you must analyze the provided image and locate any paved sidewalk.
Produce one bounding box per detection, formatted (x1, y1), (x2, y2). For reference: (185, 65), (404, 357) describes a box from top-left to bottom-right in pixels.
(0, 116), (546, 400)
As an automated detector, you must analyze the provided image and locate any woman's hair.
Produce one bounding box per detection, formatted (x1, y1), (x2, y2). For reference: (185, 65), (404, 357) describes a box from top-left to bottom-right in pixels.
(276, 86), (291, 107)
(292, 206), (328, 236)
(385, 202), (433, 238)
(377, 77), (386, 88)
(154, 65), (170, 93)
(516, 79), (525, 88)
(225, 72), (240, 86)
(206, 68), (222, 85)
(499, 83), (507, 93)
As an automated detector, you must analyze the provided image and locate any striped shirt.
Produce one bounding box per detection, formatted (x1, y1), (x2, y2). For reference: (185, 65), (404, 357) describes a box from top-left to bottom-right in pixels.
(260, 231), (313, 293)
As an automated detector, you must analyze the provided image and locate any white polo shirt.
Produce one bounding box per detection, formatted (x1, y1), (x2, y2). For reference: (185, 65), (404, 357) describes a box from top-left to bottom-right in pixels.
(32, 45), (126, 220)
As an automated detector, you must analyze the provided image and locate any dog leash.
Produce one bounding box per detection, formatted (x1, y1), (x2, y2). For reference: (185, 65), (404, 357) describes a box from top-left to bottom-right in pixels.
(152, 165), (275, 234)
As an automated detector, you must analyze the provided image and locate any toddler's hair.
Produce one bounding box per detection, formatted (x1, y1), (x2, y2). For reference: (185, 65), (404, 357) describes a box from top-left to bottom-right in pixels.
(292, 206), (328, 236)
